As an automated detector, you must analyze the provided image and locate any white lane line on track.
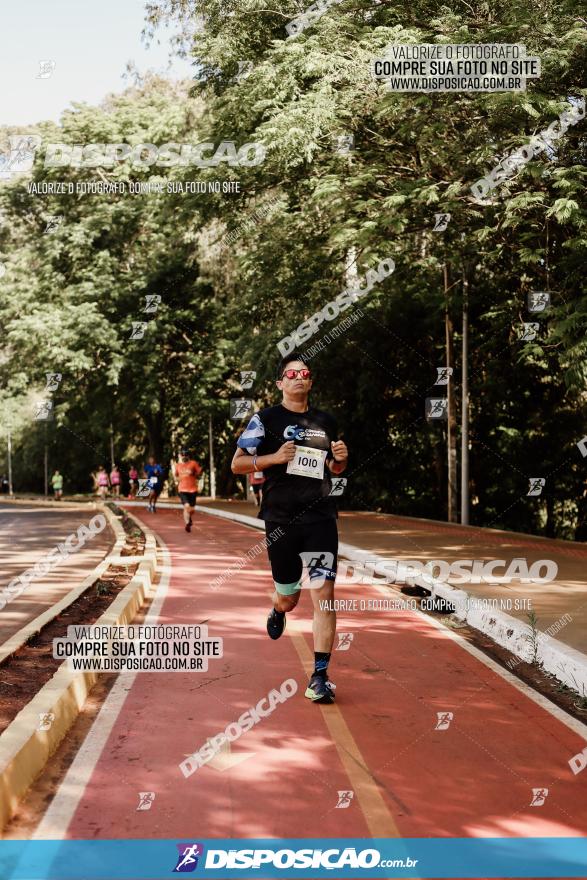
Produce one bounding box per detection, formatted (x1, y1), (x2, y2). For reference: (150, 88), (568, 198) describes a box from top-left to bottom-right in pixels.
(32, 533), (172, 840)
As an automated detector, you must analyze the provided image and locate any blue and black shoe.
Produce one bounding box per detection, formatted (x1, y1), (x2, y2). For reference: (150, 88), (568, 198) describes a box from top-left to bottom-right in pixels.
(267, 608), (286, 640)
(305, 673), (336, 704)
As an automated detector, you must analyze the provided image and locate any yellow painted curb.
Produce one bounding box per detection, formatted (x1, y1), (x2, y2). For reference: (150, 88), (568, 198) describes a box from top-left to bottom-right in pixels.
(0, 509), (158, 834)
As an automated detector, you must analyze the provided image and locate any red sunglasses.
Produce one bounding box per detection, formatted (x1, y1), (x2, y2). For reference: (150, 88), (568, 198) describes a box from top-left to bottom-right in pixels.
(281, 368), (312, 380)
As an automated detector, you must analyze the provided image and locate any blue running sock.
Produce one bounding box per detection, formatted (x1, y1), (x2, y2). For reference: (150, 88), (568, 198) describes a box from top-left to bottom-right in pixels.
(314, 651), (330, 679)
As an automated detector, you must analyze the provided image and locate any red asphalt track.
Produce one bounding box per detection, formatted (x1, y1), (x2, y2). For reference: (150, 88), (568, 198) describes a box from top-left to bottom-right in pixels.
(58, 507), (587, 851)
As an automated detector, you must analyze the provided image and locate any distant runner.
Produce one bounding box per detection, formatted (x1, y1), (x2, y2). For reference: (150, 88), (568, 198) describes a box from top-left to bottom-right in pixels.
(144, 457), (164, 513)
(250, 469), (265, 507)
(231, 354), (348, 704)
(96, 465), (109, 499)
(128, 463), (139, 498)
(110, 464), (121, 497)
(51, 469), (63, 500)
(174, 449), (203, 532)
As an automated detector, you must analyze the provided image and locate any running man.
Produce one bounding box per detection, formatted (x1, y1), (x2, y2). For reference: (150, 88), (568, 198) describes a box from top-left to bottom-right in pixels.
(174, 449), (203, 532)
(143, 457), (164, 513)
(51, 469), (63, 500)
(231, 354), (348, 704)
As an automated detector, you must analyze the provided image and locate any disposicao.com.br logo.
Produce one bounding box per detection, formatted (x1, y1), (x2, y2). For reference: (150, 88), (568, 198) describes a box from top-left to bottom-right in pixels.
(198, 846), (418, 871)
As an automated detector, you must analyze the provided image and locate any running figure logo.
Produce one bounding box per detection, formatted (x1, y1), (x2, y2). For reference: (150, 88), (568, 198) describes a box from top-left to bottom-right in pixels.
(44, 215), (63, 234)
(230, 399), (254, 419)
(136, 792), (156, 811)
(136, 479), (151, 498)
(300, 551), (336, 588)
(336, 633), (354, 652)
(45, 372), (62, 392)
(530, 788), (548, 807)
(577, 437), (587, 459)
(435, 711), (453, 730)
(335, 134), (354, 154)
(38, 712), (55, 731)
(33, 400), (53, 421)
(426, 398), (448, 420)
(520, 322), (539, 341)
(336, 790), (354, 808)
(434, 367), (453, 386)
(130, 321), (148, 340)
(329, 477), (347, 496)
(432, 213), (451, 232)
(527, 478), (546, 497)
(37, 60), (56, 79)
(143, 294), (161, 313)
(239, 370), (256, 390)
(173, 843), (205, 872)
(527, 292), (550, 313)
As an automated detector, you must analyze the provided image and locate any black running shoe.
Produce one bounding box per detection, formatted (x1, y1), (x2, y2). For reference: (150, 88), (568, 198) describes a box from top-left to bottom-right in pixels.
(266, 608), (286, 640)
(305, 673), (336, 704)
(185, 521), (191, 532)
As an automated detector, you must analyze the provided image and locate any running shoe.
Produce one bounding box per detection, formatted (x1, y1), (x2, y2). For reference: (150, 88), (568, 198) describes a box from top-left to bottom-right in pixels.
(185, 521), (192, 533)
(266, 608), (286, 640)
(305, 674), (336, 704)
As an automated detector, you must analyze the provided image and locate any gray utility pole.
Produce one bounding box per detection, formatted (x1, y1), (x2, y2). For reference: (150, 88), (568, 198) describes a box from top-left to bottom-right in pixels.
(461, 266), (470, 525)
(44, 422), (48, 498)
(208, 414), (216, 499)
(110, 421), (115, 469)
(7, 429), (13, 495)
(444, 264), (458, 522)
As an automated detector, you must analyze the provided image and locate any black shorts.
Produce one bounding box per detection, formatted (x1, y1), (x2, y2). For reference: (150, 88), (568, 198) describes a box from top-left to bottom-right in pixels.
(179, 491), (197, 507)
(265, 519), (338, 595)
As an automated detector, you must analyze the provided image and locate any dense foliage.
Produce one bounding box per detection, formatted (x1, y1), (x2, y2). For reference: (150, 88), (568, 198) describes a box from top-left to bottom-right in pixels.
(1, 0), (586, 537)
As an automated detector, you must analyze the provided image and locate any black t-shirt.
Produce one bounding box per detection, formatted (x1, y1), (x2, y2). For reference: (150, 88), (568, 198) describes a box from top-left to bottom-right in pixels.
(237, 403), (339, 524)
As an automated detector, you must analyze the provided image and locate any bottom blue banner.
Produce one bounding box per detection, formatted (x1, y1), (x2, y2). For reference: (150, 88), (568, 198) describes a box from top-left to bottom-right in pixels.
(0, 837), (586, 879)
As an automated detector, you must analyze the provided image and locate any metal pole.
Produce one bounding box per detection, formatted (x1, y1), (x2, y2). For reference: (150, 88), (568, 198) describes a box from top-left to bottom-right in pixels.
(44, 422), (48, 499)
(461, 267), (469, 525)
(7, 429), (13, 495)
(208, 414), (216, 499)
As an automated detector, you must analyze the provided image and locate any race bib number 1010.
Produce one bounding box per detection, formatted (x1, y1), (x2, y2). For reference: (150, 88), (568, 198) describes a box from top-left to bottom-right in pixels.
(286, 445), (327, 479)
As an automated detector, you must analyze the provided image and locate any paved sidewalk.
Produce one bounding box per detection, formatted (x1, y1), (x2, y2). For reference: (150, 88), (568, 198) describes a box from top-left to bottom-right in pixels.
(200, 501), (587, 656)
(0, 502), (114, 644)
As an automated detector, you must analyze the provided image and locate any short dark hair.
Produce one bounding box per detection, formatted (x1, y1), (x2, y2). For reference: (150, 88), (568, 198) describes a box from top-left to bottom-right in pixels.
(276, 352), (308, 380)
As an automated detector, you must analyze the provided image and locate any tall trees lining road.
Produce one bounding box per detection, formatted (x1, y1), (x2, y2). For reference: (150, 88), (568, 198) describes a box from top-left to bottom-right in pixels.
(1, 0), (585, 537)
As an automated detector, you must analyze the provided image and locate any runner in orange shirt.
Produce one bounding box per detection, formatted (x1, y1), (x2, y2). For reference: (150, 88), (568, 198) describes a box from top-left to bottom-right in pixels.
(174, 448), (203, 532)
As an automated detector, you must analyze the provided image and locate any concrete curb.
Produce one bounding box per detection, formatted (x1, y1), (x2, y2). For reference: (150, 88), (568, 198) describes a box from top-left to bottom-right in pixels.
(0, 509), (158, 834)
(197, 505), (587, 697)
